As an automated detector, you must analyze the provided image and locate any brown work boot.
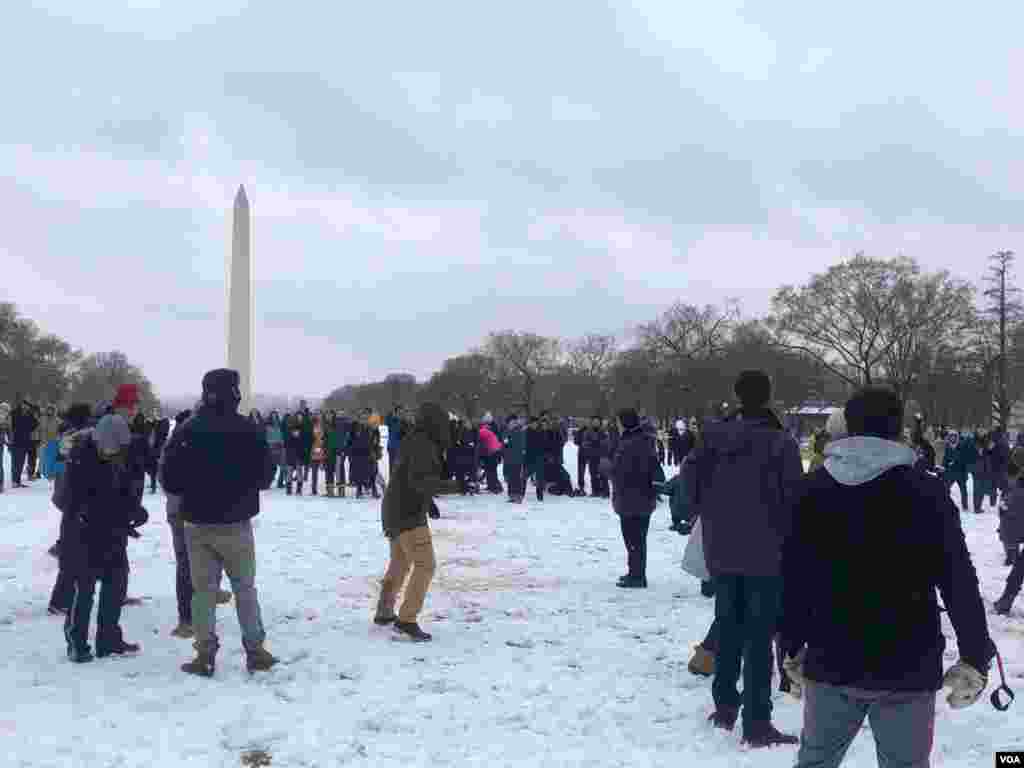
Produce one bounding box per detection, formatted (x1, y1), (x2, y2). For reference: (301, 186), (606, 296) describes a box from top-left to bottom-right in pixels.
(181, 649), (216, 677)
(246, 645), (279, 673)
(170, 623), (195, 639)
(688, 645), (715, 677)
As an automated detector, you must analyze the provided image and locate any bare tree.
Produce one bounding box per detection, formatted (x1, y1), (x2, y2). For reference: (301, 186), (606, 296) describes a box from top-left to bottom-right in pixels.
(485, 331), (561, 416)
(982, 250), (1023, 428)
(770, 254), (973, 395)
(638, 302), (737, 365)
(71, 351), (158, 409)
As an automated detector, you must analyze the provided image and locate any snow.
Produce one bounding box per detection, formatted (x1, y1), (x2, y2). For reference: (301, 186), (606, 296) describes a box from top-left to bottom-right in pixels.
(1, 445), (1023, 767)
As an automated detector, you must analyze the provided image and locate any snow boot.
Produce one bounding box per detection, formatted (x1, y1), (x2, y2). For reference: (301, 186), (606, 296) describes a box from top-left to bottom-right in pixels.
(995, 591), (1016, 615)
(181, 649), (216, 677)
(67, 646), (94, 664)
(246, 645), (279, 673)
(616, 575), (646, 588)
(96, 640), (141, 658)
(216, 590), (232, 605)
(743, 722), (799, 748)
(688, 645), (715, 677)
(393, 621), (432, 642)
(170, 623), (195, 639)
(708, 707), (738, 732)
(374, 594), (397, 625)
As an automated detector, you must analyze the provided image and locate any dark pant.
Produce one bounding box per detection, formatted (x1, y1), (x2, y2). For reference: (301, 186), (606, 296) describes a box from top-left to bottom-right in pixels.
(11, 444), (28, 484)
(588, 457), (607, 495)
(27, 442), (39, 478)
(63, 565), (129, 653)
(50, 567), (75, 612)
(504, 462), (524, 498)
(482, 454), (502, 492)
(577, 453), (587, 493)
(531, 459), (546, 500)
(712, 574), (782, 728)
(702, 617), (719, 654)
(169, 520), (193, 624)
(619, 514), (652, 580)
(336, 454), (347, 487)
(324, 460), (336, 490)
(389, 448), (399, 476)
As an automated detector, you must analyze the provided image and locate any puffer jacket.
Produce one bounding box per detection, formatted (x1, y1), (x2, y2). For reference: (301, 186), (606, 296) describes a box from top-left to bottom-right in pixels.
(609, 425), (661, 518)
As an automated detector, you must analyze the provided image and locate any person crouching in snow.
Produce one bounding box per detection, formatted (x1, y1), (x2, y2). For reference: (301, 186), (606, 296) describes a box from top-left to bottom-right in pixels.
(375, 402), (451, 642)
(779, 387), (995, 768)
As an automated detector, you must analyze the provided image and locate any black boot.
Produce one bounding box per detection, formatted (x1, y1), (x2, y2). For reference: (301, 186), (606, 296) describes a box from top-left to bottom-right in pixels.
(393, 621), (432, 642)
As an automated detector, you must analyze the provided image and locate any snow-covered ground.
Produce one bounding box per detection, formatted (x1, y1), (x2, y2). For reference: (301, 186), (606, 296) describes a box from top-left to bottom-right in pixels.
(1, 445), (1022, 767)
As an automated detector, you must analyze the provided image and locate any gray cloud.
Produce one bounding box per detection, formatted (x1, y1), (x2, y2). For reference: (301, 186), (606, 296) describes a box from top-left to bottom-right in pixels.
(3, 1), (1022, 397)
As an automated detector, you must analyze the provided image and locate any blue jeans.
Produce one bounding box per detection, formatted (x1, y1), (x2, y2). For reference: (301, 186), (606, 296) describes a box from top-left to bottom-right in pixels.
(712, 574), (782, 727)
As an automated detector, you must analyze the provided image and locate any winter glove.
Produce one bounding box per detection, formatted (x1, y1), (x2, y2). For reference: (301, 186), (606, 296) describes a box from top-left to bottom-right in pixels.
(943, 661), (988, 709)
(782, 648), (807, 701)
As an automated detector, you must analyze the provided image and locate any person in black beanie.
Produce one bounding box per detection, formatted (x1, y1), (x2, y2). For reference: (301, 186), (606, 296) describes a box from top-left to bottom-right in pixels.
(605, 407), (662, 588)
(684, 370), (804, 747)
(161, 369), (278, 677)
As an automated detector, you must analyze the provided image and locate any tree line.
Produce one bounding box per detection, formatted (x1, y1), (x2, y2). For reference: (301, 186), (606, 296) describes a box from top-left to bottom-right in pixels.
(0, 302), (157, 410)
(326, 252), (1021, 430)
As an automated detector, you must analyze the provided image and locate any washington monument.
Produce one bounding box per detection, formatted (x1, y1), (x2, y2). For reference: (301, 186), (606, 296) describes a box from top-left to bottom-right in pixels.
(227, 185), (253, 413)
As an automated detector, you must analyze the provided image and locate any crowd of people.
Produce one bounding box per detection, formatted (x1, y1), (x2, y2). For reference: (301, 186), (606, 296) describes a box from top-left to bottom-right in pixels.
(1, 366), (1017, 765)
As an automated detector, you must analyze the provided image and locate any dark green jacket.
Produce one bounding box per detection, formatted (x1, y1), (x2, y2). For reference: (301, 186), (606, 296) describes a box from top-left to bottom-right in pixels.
(381, 403), (449, 538)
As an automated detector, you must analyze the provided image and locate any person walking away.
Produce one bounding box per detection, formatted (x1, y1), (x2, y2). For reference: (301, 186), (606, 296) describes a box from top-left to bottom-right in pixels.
(309, 414), (326, 496)
(525, 415), (547, 500)
(161, 369), (278, 677)
(375, 402), (450, 641)
(478, 419), (504, 493)
(503, 414), (527, 503)
(606, 408), (661, 588)
(61, 389), (149, 662)
(283, 415), (305, 496)
(779, 387), (995, 767)
(10, 395), (39, 487)
(943, 432), (968, 511)
(973, 431), (994, 513)
(684, 370), (804, 747)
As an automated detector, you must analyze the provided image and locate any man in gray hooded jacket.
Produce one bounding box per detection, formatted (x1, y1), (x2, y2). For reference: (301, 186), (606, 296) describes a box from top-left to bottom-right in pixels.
(780, 387), (993, 768)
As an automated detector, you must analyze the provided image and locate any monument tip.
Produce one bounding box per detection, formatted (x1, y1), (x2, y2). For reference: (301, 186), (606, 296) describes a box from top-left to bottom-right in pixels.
(234, 185), (249, 207)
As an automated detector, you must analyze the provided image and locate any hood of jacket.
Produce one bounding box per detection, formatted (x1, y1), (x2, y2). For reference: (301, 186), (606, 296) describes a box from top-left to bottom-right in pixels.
(823, 436), (917, 486)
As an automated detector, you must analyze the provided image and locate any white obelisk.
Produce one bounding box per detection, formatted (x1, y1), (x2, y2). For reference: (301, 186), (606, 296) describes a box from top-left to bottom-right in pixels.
(227, 185), (253, 414)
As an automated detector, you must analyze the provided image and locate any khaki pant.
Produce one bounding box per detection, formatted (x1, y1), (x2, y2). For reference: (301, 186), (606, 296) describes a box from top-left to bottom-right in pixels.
(184, 520), (265, 654)
(380, 526), (436, 623)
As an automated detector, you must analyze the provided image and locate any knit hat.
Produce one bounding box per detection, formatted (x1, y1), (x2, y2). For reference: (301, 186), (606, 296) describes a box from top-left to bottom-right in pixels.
(734, 370), (772, 409)
(112, 384), (141, 410)
(617, 407), (640, 430)
(201, 369), (241, 409)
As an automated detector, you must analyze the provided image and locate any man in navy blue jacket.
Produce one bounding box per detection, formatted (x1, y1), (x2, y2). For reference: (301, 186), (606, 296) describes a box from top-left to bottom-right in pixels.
(684, 371), (804, 747)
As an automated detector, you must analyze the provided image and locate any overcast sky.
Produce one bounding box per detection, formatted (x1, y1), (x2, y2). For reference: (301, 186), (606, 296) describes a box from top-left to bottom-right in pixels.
(3, 2), (1022, 398)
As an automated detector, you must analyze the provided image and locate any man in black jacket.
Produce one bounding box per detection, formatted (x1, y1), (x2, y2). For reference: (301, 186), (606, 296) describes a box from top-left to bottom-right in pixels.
(684, 371), (804, 747)
(779, 387), (994, 768)
(161, 369), (277, 677)
(10, 395), (39, 487)
(608, 408), (661, 587)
